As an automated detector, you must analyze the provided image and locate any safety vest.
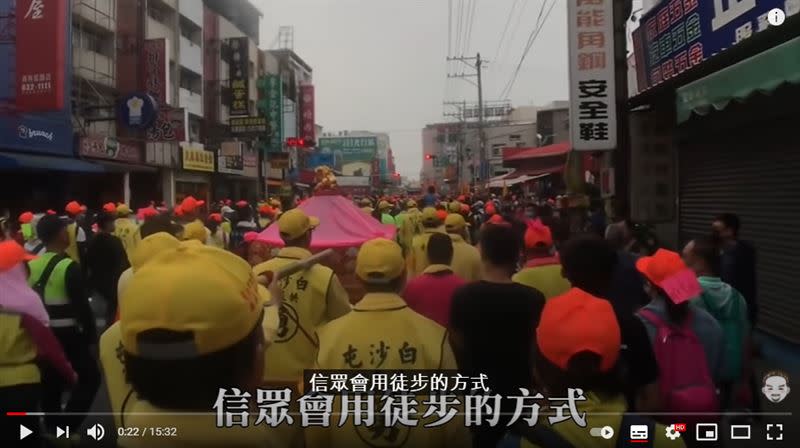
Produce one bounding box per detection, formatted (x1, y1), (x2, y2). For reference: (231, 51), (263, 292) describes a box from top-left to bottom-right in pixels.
(252, 247), (336, 381)
(309, 293), (470, 448)
(406, 227), (445, 278)
(114, 218), (140, 260)
(381, 213), (396, 227)
(448, 234), (483, 282)
(28, 252), (77, 328)
(513, 262), (571, 300)
(0, 313), (40, 387)
(66, 222), (81, 263)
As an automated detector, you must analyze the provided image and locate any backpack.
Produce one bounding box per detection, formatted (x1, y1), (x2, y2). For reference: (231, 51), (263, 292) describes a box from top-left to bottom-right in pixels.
(498, 413), (656, 448)
(699, 290), (745, 382)
(639, 309), (719, 423)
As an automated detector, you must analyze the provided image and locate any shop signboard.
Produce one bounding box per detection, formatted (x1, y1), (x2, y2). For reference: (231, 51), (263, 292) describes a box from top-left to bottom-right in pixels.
(79, 136), (142, 163)
(143, 38), (170, 106)
(258, 74), (283, 152)
(15, 0), (69, 112)
(146, 108), (187, 142)
(118, 92), (158, 130)
(217, 141), (245, 175)
(568, 0), (617, 151)
(243, 146), (258, 178)
(229, 116), (269, 136)
(228, 37), (249, 116)
(267, 151), (290, 169)
(637, 0), (798, 91)
(317, 137), (378, 179)
(181, 141), (214, 172)
(299, 84), (315, 143)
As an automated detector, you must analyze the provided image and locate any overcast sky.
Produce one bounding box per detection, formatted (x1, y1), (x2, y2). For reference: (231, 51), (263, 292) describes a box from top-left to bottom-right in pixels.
(257, 0), (569, 180)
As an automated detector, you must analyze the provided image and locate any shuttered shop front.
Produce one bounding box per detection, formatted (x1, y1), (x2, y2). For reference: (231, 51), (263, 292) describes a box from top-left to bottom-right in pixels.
(678, 116), (800, 344)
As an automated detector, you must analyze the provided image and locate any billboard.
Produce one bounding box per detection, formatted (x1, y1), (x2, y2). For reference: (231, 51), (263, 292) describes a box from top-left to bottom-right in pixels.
(217, 141), (244, 175)
(258, 74), (283, 152)
(0, 0), (73, 156)
(568, 0), (617, 151)
(317, 136), (378, 177)
(144, 38), (170, 106)
(299, 84), (315, 143)
(307, 152), (334, 169)
(228, 37), (249, 116)
(229, 116), (269, 136)
(637, 0), (797, 90)
(181, 142), (214, 172)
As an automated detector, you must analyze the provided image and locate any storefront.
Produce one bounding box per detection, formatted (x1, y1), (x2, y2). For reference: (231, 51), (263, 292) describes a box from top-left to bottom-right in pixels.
(213, 142), (260, 201)
(629, 4), (800, 347)
(176, 142), (214, 206)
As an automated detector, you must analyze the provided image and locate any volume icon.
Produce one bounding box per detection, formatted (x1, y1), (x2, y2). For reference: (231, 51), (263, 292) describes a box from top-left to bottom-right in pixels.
(87, 423), (105, 441)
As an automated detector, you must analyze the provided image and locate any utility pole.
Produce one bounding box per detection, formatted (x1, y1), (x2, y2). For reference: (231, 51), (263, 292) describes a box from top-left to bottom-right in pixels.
(447, 53), (488, 189)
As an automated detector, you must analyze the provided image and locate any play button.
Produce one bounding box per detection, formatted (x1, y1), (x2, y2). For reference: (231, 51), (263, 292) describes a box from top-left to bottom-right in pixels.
(600, 426), (615, 440)
(20, 424), (33, 440)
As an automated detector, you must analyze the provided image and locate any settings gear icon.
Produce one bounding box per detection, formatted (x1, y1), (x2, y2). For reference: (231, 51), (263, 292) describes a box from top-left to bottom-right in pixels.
(665, 424), (681, 440)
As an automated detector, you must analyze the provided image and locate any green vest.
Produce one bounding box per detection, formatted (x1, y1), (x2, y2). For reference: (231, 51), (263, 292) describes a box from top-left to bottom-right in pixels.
(28, 252), (72, 307)
(381, 213), (396, 226)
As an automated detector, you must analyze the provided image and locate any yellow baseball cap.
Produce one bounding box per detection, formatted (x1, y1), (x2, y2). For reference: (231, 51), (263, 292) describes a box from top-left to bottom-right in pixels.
(421, 207), (441, 226)
(182, 220), (208, 243)
(448, 201), (462, 213)
(116, 203), (132, 216)
(378, 200), (392, 210)
(130, 232), (181, 271)
(445, 213), (468, 232)
(406, 199), (417, 209)
(356, 238), (405, 284)
(120, 243), (269, 359)
(360, 198), (372, 206)
(278, 208), (319, 240)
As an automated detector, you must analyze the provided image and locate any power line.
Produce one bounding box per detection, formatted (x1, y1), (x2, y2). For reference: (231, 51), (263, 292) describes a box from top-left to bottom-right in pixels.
(463, 0), (478, 56)
(496, 0), (531, 68)
(493, 0), (520, 60)
(448, 0), (453, 57)
(454, 0), (464, 57)
(498, 0), (556, 100)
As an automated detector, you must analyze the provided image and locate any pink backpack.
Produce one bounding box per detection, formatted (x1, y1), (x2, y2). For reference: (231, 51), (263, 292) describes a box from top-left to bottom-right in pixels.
(639, 309), (719, 424)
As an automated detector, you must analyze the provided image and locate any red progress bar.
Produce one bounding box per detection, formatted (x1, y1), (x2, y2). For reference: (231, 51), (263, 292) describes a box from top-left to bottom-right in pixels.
(6, 412), (27, 416)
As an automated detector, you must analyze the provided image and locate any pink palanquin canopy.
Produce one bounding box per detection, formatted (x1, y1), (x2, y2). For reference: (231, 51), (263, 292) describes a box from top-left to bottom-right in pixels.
(256, 193), (396, 249)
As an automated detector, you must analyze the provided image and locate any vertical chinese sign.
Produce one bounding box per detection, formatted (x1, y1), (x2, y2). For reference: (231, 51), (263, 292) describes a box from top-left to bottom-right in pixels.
(261, 74), (283, 152)
(568, 0), (617, 151)
(299, 84), (315, 144)
(143, 39), (169, 106)
(228, 37), (249, 116)
(15, 0), (69, 112)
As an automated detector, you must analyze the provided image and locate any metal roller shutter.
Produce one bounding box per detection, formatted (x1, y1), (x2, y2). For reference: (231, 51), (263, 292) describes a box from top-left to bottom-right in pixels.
(679, 121), (800, 344)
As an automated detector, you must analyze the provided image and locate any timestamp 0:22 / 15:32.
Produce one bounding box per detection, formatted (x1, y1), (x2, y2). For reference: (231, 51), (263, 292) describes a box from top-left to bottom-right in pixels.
(117, 426), (178, 438)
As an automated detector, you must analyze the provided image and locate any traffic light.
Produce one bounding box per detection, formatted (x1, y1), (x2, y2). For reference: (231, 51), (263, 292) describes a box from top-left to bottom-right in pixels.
(425, 154), (436, 160)
(286, 138), (315, 148)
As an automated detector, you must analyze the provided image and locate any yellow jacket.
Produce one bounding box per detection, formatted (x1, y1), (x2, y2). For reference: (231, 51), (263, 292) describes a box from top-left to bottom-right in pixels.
(448, 233), (482, 282)
(114, 217), (140, 260)
(309, 292), (470, 448)
(513, 264), (571, 300)
(253, 247), (351, 381)
(0, 313), (39, 387)
(406, 227), (446, 279)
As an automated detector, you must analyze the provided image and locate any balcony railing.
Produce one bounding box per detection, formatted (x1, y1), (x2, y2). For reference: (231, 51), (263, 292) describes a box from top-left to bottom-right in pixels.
(180, 87), (203, 117)
(72, 48), (115, 88)
(73, 0), (116, 33)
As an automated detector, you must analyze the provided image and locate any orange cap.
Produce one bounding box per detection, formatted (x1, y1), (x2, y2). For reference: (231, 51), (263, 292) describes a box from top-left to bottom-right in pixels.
(102, 202), (117, 213)
(236, 200), (249, 208)
(141, 207), (159, 219)
(0, 240), (37, 272)
(485, 203), (496, 215)
(486, 214), (509, 227)
(258, 205), (274, 216)
(524, 219), (553, 249)
(46, 209), (57, 215)
(460, 204), (470, 214)
(18, 211), (34, 224)
(457, 195), (466, 202)
(208, 213), (223, 223)
(180, 196), (205, 213)
(243, 231), (259, 243)
(435, 209), (448, 222)
(636, 249), (702, 304)
(537, 288), (621, 372)
(174, 206), (185, 217)
(65, 201), (86, 216)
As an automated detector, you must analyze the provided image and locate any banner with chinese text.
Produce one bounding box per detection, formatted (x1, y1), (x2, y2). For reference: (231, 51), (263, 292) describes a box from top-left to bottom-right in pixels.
(143, 39), (169, 106)
(259, 75), (283, 152)
(146, 108), (187, 142)
(299, 84), (315, 143)
(228, 37), (249, 116)
(568, 0), (617, 151)
(15, 0), (69, 112)
(181, 142), (214, 172)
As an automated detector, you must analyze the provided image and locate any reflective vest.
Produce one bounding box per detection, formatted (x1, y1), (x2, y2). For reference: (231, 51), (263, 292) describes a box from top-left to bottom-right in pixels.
(28, 252), (77, 328)
(66, 222), (81, 263)
(309, 293), (470, 448)
(114, 217), (140, 260)
(0, 313), (40, 387)
(381, 213), (396, 227)
(253, 247), (337, 381)
(448, 234), (483, 282)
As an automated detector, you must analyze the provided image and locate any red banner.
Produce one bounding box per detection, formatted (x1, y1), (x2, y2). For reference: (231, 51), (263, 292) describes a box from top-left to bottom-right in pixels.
(299, 84), (315, 143)
(146, 108), (187, 142)
(143, 39), (169, 106)
(16, 0), (68, 112)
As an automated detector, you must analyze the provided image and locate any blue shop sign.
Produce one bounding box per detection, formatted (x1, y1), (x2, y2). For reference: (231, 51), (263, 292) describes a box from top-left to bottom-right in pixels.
(0, 115), (74, 157)
(118, 92), (158, 130)
(308, 152), (334, 169)
(638, 0), (798, 89)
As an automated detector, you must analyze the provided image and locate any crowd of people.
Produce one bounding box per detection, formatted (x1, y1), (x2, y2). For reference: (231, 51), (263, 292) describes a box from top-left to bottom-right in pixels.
(0, 186), (761, 448)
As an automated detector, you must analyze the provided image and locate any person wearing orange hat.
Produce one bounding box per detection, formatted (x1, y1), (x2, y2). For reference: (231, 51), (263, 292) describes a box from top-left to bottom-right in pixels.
(512, 219), (571, 299)
(205, 213), (228, 249)
(99, 242), (290, 446)
(18, 211), (35, 243)
(448, 223), (546, 447)
(558, 235), (660, 414)
(63, 200), (88, 264)
(636, 247), (724, 425)
(0, 240), (78, 447)
(443, 213), (481, 282)
(406, 207), (447, 278)
(113, 203), (140, 261)
(27, 214), (100, 431)
(499, 288), (682, 448)
(257, 204), (275, 229)
(308, 238), (470, 448)
(252, 209), (351, 382)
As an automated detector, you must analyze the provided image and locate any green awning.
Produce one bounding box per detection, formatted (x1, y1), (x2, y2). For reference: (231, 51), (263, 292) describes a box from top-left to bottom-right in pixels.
(676, 36), (800, 123)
